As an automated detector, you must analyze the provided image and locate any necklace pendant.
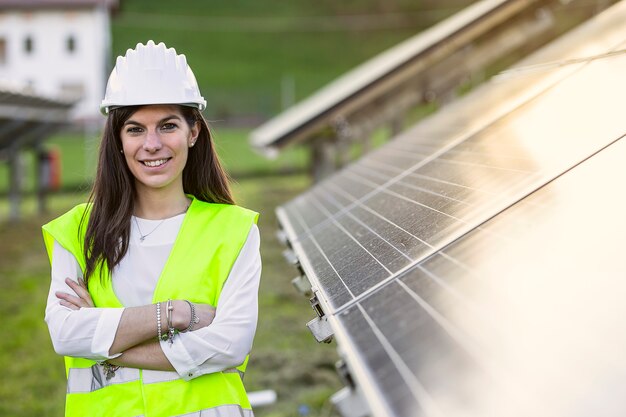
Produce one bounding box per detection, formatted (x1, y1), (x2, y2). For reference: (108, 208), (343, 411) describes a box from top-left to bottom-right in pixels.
(134, 215), (168, 242)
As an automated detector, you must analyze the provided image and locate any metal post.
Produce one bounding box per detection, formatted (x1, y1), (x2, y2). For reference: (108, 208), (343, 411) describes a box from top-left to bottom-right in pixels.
(310, 139), (337, 182)
(8, 147), (22, 221)
(34, 141), (47, 215)
(336, 138), (351, 168)
(361, 131), (373, 156)
(390, 114), (404, 137)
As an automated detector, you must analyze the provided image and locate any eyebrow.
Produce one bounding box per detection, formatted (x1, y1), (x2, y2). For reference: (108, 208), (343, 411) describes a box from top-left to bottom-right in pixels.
(123, 114), (182, 127)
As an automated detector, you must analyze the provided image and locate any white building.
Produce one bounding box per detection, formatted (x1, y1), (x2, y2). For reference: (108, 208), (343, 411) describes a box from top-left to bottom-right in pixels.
(0, 0), (118, 122)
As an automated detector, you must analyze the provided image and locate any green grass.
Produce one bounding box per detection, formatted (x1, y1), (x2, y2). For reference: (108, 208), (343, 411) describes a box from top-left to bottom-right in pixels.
(0, 132), (97, 195)
(112, 26), (417, 117)
(0, 128), (306, 197)
(111, 0), (471, 117)
(212, 127), (308, 177)
(0, 2), (482, 414)
(0, 174), (343, 417)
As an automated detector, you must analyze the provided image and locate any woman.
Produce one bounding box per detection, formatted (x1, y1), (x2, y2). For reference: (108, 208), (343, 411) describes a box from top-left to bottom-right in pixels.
(42, 41), (260, 417)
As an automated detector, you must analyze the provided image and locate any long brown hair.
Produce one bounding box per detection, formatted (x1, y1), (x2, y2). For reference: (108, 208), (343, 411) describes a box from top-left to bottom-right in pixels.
(81, 105), (234, 284)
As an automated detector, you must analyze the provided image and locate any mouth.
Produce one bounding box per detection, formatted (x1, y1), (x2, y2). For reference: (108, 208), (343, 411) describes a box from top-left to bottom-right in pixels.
(141, 158), (171, 168)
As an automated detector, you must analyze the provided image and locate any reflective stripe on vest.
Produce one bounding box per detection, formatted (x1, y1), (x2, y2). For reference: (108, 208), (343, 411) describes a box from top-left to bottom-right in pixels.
(42, 198), (259, 417)
(223, 368), (245, 380)
(174, 404), (253, 417)
(142, 369), (180, 385)
(67, 367), (246, 393)
(67, 364), (140, 393)
(142, 369), (244, 386)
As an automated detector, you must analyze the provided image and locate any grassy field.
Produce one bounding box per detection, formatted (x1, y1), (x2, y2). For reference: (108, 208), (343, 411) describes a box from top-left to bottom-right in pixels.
(0, 172), (346, 417)
(0, 2), (479, 414)
(0, 123), (339, 416)
(0, 126), (307, 199)
(111, 0), (473, 117)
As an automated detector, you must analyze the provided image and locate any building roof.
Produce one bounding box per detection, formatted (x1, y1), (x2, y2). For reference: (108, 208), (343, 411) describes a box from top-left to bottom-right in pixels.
(0, 0), (118, 10)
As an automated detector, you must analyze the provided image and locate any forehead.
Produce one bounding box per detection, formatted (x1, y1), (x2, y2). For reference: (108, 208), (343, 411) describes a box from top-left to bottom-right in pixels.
(127, 105), (185, 122)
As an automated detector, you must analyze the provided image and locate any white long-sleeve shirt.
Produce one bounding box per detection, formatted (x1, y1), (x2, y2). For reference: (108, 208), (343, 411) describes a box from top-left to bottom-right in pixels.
(44, 212), (261, 381)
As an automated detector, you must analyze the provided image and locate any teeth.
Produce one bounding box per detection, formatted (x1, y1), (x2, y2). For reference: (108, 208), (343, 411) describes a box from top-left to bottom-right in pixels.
(143, 159), (168, 167)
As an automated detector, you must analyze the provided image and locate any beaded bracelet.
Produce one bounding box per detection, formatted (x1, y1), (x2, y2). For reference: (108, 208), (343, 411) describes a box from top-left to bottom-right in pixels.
(156, 301), (163, 341)
(184, 300), (200, 332)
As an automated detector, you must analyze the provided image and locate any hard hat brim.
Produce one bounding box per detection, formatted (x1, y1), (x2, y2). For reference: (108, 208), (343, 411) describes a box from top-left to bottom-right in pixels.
(100, 100), (207, 115)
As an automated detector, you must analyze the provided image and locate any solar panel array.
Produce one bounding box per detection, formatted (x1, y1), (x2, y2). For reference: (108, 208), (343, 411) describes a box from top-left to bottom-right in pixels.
(336, 136), (626, 417)
(276, 3), (626, 417)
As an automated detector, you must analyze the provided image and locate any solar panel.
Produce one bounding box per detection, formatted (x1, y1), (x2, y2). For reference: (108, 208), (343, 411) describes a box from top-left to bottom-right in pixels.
(279, 15), (626, 313)
(334, 135), (626, 416)
(276, 3), (626, 416)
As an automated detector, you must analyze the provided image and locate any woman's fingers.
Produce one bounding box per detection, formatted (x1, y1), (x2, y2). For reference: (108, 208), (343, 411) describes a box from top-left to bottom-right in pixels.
(56, 277), (95, 309)
(56, 291), (86, 309)
(64, 277), (95, 307)
(58, 299), (80, 310)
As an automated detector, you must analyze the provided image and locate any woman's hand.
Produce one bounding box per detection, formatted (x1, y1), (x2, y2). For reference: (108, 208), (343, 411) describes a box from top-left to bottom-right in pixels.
(56, 277), (95, 310)
(55, 280), (215, 332)
(172, 301), (216, 332)
(191, 303), (217, 331)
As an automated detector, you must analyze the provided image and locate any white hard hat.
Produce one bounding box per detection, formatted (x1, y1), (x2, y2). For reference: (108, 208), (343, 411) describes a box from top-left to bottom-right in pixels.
(100, 40), (207, 115)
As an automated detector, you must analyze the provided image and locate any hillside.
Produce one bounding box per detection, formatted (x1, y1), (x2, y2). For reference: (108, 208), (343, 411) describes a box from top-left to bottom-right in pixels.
(111, 0), (474, 121)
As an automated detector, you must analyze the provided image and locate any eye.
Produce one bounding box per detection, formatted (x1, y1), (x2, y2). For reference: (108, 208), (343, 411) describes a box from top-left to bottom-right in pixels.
(125, 126), (143, 134)
(161, 123), (178, 131)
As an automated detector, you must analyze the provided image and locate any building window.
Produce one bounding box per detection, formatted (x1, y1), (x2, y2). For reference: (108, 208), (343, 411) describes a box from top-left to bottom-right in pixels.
(24, 36), (34, 54)
(0, 38), (6, 65)
(66, 35), (76, 53)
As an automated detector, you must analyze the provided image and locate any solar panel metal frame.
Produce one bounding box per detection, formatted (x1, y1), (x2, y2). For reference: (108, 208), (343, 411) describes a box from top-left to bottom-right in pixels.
(276, 2), (626, 416)
(328, 134), (626, 416)
(249, 0), (603, 155)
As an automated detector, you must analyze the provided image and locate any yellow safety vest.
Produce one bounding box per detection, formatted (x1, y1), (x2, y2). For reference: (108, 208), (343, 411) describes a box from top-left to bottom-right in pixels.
(42, 196), (259, 417)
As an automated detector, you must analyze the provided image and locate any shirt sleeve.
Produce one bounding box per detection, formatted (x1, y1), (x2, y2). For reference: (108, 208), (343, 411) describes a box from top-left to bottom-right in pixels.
(44, 240), (124, 360)
(162, 224), (261, 380)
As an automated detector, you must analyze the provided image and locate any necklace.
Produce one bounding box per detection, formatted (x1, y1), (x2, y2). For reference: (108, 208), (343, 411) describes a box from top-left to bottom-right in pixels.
(134, 203), (191, 242)
(134, 216), (166, 242)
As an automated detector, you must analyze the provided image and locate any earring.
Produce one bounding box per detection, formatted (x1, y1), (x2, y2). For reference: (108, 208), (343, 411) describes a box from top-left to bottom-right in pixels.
(120, 149), (124, 154)
(190, 142), (195, 147)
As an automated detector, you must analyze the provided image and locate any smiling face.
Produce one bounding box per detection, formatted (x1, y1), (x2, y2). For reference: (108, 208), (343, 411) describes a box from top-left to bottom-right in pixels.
(120, 105), (199, 198)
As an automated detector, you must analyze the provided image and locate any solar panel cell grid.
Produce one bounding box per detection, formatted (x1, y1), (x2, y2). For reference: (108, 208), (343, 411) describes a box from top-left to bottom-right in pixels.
(276, 6), (626, 416)
(282, 42), (626, 250)
(333, 135), (626, 416)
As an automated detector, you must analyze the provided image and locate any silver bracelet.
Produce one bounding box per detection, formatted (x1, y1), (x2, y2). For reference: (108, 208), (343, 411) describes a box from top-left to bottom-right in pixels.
(156, 302), (163, 341)
(184, 300), (200, 332)
(166, 299), (177, 345)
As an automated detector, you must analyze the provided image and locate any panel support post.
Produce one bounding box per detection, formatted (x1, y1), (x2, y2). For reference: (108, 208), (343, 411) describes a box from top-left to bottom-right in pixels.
(390, 113), (404, 137)
(8, 147), (22, 221)
(310, 138), (337, 182)
(361, 131), (373, 156)
(35, 141), (48, 215)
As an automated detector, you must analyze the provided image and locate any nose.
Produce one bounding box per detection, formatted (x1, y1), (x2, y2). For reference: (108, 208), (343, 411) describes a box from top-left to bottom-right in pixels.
(143, 129), (162, 152)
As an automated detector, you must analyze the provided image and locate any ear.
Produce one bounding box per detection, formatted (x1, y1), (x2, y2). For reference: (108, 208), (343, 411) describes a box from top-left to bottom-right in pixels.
(189, 121), (200, 147)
